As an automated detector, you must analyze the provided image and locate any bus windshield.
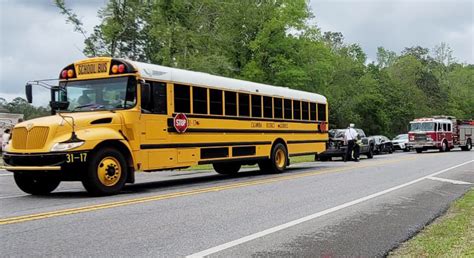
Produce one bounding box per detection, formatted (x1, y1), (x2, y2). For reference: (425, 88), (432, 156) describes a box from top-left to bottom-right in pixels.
(410, 122), (434, 131)
(59, 77), (136, 112)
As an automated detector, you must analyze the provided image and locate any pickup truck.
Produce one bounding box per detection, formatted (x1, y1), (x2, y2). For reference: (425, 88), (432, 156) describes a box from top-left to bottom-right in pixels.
(318, 128), (374, 161)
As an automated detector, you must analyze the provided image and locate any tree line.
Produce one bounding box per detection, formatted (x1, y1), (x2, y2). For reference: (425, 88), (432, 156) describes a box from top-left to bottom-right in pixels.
(9, 0), (473, 137)
(0, 97), (50, 120)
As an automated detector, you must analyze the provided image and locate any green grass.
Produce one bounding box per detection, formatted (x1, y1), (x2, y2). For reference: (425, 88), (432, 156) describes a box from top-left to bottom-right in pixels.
(390, 189), (474, 257)
(183, 154), (316, 171)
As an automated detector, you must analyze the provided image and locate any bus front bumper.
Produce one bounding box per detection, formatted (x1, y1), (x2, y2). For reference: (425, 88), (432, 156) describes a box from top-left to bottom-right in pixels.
(1, 165), (61, 171)
(2, 151), (89, 172)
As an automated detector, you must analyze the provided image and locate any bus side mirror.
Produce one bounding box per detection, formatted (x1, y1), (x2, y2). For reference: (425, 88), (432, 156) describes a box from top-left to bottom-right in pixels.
(141, 83), (151, 107)
(25, 84), (33, 103)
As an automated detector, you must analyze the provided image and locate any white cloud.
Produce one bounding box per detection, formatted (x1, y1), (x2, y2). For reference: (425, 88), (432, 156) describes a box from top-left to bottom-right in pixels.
(0, 0), (102, 106)
(309, 0), (473, 64)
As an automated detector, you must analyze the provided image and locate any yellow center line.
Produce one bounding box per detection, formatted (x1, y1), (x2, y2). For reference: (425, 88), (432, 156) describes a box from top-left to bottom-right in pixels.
(0, 155), (423, 225)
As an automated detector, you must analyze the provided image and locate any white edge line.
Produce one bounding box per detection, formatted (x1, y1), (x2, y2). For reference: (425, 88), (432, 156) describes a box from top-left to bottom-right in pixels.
(187, 159), (474, 258)
(427, 176), (472, 185)
(0, 194), (29, 200)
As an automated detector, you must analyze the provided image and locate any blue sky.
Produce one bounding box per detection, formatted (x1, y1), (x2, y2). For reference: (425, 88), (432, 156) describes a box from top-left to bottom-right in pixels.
(1, 0), (472, 106)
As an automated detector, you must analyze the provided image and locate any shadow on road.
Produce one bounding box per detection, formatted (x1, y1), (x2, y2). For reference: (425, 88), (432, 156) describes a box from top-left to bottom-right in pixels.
(31, 165), (320, 198)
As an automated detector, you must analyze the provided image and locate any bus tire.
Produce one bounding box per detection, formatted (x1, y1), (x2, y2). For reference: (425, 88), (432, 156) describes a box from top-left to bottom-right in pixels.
(416, 148), (423, 153)
(82, 147), (128, 196)
(213, 162), (241, 175)
(461, 139), (472, 151)
(14, 172), (60, 195)
(259, 143), (288, 173)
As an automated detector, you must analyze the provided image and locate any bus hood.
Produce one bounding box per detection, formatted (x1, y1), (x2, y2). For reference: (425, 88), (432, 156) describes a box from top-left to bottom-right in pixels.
(7, 112), (124, 153)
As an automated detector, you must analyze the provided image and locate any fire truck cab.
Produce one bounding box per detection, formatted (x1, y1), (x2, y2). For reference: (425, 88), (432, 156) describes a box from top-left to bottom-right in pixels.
(408, 116), (473, 153)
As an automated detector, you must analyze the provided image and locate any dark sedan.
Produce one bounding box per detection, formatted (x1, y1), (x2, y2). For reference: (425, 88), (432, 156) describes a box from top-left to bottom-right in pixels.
(370, 135), (394, 154)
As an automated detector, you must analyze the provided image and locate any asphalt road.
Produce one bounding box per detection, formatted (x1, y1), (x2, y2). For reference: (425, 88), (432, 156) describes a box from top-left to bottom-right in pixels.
(0, 150), (473, 257)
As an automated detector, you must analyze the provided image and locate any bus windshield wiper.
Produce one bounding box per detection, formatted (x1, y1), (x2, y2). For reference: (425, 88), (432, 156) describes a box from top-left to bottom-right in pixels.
(73, 103), (97, 110)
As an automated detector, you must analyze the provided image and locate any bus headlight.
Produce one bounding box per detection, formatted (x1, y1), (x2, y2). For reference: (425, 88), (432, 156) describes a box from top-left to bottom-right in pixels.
(51, 141), (84, 152)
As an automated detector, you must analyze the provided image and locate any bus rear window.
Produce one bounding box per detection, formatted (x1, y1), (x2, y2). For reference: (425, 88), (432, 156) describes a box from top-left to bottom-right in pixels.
(317, 103), (326, 121)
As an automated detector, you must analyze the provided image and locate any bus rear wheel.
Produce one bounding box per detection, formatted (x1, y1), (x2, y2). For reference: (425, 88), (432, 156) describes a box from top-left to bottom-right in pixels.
(259, 143), (288, 173)
(213, 162), (241, 175)
(82, 148), (128, 196)
(14, 172), (60, 195)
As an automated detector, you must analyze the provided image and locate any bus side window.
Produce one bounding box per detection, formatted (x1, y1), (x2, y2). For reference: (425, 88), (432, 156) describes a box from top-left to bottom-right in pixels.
(310, 103), (316, 121)
(152, 82), (167, 114)
(284, 99), (292, 119)
(193, 86), (208, 114)
(210, 89), (223, 115)
(317, 103), (326, 121)
(293, 100), (301, 120)
(448, 123), (451, 132)
(225, 91), (237, 116)
(174, 84), (190, 113)
(274, 98), (283, 119)
(263, 96), (272, 118)
(239, 93), (250, 117)
(443, 123), (447, 131)
(302, 101), (309, 120)
(252, 95), (262, 118)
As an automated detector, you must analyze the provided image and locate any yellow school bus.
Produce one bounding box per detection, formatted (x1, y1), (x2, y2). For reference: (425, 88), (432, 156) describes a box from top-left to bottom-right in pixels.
(2, 57), (328, 195)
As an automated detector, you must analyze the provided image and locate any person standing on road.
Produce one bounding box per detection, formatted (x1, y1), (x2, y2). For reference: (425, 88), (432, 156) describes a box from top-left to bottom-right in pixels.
(344, 123), (359, 162)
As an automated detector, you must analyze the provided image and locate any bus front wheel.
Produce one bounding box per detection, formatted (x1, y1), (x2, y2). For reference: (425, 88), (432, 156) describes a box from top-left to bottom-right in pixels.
(82, 147), (128, 196)
(14, 172), (60, 195)
(259, 143), (288, 173)
(213, 162), (241, 175)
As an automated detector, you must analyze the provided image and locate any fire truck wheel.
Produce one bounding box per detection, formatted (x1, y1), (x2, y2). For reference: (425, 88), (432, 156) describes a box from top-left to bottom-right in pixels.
(416, 148), (423, 153)
(82, 147), (128, 196)
(14, 172), (60, 195)
(461, 139), (472, 151)
(439, 141), (448, 152)
(213, 162), (241, 175)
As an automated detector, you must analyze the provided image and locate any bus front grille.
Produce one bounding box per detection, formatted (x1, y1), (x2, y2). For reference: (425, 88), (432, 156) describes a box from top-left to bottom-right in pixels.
(12, 127), (49, 150)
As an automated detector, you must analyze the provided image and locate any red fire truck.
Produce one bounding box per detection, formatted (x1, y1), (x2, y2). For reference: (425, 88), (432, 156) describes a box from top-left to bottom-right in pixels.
(407, 116), (473, 153)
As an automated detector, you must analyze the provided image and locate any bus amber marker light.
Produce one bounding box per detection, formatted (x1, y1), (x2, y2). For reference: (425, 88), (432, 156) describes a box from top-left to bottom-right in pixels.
(174, 113), (188, 133)
(111, 64), (125, 74)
